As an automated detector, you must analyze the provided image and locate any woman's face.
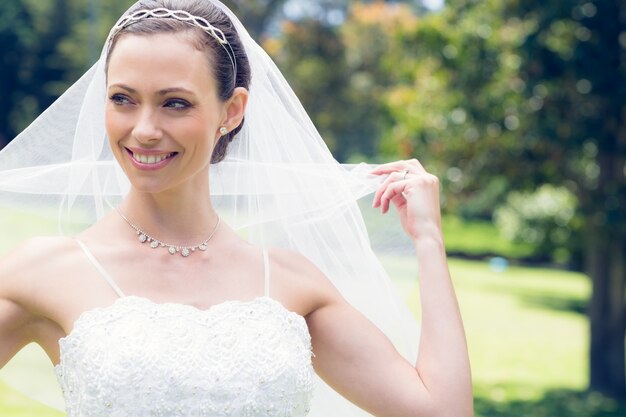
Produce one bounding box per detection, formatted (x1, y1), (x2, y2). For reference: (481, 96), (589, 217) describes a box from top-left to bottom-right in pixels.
(105, 32), (229, 194)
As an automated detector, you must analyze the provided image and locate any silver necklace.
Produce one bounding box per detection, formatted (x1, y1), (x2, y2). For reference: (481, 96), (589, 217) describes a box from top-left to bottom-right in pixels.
(115, 208), (220, 257)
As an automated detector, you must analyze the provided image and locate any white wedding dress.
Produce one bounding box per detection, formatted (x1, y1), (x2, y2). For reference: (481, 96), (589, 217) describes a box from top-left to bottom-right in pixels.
(54, 241), (314, 417)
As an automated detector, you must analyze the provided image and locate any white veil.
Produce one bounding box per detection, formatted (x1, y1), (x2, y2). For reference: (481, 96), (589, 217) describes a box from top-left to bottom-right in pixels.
(0, 1), (420, 415)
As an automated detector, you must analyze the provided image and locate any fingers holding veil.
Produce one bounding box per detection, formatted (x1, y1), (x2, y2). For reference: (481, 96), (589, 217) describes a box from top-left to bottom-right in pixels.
(371, 159), (443, 241)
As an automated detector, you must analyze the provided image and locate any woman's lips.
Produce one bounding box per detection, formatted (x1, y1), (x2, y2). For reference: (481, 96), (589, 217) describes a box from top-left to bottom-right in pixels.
(126, 148), (178, 170)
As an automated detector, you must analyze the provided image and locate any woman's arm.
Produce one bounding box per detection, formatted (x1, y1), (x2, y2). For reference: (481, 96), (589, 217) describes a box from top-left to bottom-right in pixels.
(0, 246), (38, 368)
(305, 159), (472, 417)
(0, 238), (68, 369)
(374, 159), (472, 414)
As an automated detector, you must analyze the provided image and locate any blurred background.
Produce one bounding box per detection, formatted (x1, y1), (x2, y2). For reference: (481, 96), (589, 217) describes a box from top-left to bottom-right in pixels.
(1, 0), (625, 416)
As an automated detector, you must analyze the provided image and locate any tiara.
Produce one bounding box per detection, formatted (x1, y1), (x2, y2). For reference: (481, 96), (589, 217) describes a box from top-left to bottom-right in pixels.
(107, 8), (237, 84)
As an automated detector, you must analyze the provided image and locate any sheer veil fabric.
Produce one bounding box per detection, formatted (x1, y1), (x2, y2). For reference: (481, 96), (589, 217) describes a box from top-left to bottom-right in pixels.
(0, 0), (420, 415)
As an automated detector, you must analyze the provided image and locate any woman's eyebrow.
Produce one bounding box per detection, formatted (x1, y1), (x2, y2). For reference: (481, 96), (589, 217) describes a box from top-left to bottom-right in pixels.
(156, 87), (196, 96)
(107, 83), (136, 93)
(107, 84), (196, 96)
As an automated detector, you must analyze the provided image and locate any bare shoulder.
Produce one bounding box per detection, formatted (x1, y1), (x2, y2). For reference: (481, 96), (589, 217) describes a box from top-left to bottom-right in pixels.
(2, 235), (76, 274)
(0, 236), (78, 303)
(0, 236), (79, 364)
(266, 247), (343, 315)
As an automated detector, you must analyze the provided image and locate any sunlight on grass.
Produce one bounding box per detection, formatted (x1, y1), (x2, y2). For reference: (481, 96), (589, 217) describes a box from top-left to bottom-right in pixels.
(0, 381), (64, 417)
(449, 260), (588, 400)
(442, 215), (535, 259)
(0, 207), (59, 254)
(383, 255), (591, 409)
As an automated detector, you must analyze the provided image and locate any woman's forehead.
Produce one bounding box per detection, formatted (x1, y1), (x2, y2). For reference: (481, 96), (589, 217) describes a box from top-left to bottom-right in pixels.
(107, 33), (217, 91)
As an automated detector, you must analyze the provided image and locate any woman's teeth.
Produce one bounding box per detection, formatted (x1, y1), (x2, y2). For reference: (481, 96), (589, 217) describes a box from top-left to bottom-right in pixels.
(133, 152), (173, 164)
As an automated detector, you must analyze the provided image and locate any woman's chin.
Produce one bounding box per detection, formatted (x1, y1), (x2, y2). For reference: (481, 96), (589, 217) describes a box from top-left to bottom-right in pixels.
(126, 177), (173, 195)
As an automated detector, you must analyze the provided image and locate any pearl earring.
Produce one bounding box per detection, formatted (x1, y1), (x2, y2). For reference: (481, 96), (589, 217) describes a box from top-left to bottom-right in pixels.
(219, 127), (228, 135)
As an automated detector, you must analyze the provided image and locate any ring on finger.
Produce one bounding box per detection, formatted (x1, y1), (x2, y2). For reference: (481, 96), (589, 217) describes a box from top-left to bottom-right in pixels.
(401, 169), (409, 180)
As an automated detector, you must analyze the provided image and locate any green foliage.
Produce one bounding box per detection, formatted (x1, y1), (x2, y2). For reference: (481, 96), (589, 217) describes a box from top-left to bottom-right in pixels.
(374, 3), (624, 396)
(222, 0), (288, 38)
(0, 0), (35, 146)
(474, 389), (626, 417)
(505, 0), (626, 242)
(266, 19), (351, 157)
(1, 0), (132, 146)
(498, 1), (626, 396)
(267, 2), (420, 161)
(380, 0), (539, 212)
(494, 185), (582, 265)
(441, 215), (535, 260)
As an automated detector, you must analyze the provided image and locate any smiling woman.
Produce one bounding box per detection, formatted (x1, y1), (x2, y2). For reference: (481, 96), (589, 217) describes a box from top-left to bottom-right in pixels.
(0, 1), (471, 417)
(105, 32), (247, 194)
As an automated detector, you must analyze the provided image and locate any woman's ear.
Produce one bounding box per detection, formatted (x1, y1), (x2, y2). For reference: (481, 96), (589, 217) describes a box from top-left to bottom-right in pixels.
(219, 87), (249, 137)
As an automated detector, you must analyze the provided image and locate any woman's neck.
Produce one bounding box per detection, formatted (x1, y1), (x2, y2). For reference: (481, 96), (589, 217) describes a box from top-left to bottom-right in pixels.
(119, 185), (219, 245)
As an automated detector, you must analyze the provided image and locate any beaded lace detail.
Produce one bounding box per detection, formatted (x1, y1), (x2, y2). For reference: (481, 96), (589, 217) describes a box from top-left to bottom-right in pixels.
(55, 296), (314, 417)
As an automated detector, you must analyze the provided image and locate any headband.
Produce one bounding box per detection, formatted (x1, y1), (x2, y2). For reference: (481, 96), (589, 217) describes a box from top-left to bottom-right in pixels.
(107, 8), (237, 85)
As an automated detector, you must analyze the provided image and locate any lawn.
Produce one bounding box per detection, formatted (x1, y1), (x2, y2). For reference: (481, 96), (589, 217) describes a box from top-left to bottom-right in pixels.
(2, 255), (624, 416)
(0, 385), (64, 417)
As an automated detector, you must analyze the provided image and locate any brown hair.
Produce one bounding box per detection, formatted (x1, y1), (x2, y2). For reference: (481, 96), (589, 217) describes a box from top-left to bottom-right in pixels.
(107, 0), (251, 163)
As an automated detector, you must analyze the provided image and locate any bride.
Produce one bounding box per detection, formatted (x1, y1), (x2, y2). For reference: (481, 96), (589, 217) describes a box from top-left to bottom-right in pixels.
(0, 1), (472, 416)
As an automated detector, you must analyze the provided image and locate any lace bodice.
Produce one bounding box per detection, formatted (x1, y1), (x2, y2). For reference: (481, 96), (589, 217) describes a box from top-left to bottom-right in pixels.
(55, 295), (314, 417)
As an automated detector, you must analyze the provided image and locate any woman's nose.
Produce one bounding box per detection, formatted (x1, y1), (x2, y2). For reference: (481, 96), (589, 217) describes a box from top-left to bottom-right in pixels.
(132, 109), (162, 143)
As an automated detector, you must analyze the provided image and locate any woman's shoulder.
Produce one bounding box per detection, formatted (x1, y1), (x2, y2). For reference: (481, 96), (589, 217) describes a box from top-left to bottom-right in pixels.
(267, 247), (329, 285)
(0, 236), (79, 288)
(0, 236), (82, 359)
(266, 247), (343, 313)
(3, 234), (77, 261)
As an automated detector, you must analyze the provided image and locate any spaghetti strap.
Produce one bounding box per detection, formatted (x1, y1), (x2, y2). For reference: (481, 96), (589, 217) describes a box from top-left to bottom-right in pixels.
(75, 239), (126, 298)
(262, 248), (270, 297)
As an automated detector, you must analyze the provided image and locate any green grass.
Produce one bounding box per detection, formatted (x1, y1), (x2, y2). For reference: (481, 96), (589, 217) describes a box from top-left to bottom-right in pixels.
(442, 215), (535, 259)
(449, 260), (589, 395)
(359, 201), (535, 260)
(384, 256), (625, 416)
(0, 384), (64, 417)
(382, 256), (590, 395)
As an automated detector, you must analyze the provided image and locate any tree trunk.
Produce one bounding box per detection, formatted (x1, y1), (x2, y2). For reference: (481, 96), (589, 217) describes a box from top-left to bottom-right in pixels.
(587, 148), (626, 399)
(588, 230), (626, 398)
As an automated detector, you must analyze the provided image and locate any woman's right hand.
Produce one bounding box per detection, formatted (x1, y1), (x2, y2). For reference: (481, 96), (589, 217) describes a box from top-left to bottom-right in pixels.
(371, 159), (443, 244)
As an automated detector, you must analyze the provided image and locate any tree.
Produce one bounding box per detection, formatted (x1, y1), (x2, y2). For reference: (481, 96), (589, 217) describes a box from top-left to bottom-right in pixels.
(0, 1), (33, 148)
(507, 0), (626, 398)
(267, 1), (420, 160)
(382, 0), (626, 398)
(0, 0), (132, 150)
(380, 0), (533, 215)
(266, 18), (351, 157)
(223, 0), (288, 39)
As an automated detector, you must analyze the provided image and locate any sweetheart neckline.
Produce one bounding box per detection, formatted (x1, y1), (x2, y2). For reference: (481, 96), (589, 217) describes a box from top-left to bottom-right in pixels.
(54, 295), (309, 370)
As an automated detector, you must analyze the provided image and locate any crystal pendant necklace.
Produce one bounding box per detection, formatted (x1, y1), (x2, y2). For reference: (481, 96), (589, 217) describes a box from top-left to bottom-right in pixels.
(115, 207), (220, 258)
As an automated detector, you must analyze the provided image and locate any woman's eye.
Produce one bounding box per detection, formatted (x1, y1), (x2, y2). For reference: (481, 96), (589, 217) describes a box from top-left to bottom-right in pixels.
(109, 94), (131, 105)
(164, 99), (191, 110)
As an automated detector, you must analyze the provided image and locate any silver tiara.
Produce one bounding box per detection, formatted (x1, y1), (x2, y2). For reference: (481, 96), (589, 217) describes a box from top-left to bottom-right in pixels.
(107, 8), (237, 84)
